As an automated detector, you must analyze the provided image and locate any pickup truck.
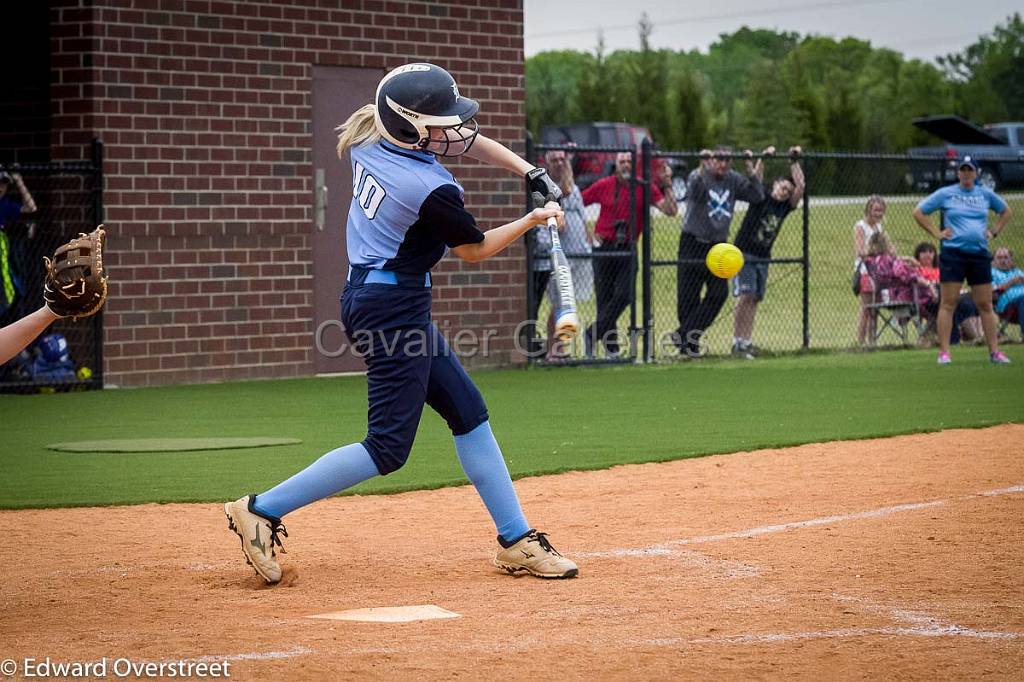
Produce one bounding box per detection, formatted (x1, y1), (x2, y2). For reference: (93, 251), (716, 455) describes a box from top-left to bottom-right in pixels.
(908, 116), (1024, 191)
(538, 121), (687, 196)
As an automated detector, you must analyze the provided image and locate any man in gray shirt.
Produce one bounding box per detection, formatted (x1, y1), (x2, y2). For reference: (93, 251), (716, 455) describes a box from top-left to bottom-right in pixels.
(675, 147), (765, 356)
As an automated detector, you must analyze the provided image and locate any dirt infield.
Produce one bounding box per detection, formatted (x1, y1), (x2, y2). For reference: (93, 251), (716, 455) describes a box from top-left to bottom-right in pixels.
(3, 425), (1023, 679)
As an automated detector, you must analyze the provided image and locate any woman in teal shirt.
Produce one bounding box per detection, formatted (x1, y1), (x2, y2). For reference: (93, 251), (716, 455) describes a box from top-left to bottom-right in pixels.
(912, 155), (1013, 364)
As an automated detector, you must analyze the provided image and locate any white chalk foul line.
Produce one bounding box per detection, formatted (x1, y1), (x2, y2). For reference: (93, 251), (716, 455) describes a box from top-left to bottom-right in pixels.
(577, 483), (1024, 559)
(667, 500), (945, 547)
(977, 484), (1024, 497)
(832, 593), (1021, 641)
(682, 625), (1021, 645)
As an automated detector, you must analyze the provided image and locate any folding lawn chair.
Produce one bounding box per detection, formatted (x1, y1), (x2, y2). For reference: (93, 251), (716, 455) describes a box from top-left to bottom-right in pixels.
(996, 296), (1020, 343)
(863, 259), (927, 346)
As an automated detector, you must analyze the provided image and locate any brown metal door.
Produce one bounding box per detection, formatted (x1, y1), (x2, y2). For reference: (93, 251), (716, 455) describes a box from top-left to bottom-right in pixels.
(311, 65), (382, 374)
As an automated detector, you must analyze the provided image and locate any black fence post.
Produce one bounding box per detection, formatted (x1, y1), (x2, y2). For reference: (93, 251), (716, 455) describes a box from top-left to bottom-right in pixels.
(91, 137), (105, 388)
(801, 155), (810, 351)
(627, 147), (638, 360)
(640, 138), (652, 363)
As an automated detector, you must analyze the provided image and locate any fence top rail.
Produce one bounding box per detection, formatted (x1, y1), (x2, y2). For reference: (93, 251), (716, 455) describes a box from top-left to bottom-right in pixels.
(652, 149), (1015, 162)
(803, 150), (1012, 161)
(533, 143), (638, 154)
(656, 150), (915, 161)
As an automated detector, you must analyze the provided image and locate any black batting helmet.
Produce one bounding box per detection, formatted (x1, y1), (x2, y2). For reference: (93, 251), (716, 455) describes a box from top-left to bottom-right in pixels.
(373, 63), (480, 157)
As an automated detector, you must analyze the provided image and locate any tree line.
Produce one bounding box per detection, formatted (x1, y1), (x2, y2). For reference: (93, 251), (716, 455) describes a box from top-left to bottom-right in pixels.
(525, 13), (1024, 152)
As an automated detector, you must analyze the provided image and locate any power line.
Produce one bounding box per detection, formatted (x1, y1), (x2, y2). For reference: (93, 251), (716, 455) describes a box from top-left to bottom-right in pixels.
(526, 0), (922, 40)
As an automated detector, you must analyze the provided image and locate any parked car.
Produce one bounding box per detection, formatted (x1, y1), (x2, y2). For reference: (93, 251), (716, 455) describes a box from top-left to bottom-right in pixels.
(908, 116), (1024, 191)
(538, 122), (687, 196)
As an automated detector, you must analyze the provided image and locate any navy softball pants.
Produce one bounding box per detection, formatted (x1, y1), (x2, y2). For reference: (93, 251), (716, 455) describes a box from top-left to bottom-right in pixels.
(341, 278), (489, 475)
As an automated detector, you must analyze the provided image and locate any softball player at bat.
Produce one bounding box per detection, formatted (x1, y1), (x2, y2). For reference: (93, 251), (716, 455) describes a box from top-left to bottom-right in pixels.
(224, 63), (578, 583)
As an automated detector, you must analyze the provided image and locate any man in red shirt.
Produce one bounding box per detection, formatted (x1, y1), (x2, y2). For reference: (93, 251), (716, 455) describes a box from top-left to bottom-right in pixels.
(580, 152), (677, 356)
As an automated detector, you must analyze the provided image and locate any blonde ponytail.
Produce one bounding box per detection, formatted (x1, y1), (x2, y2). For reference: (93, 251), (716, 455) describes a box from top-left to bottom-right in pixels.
(335, 104), (381, 158)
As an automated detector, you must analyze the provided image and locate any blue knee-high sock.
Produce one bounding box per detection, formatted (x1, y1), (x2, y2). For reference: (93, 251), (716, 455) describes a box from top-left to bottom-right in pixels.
(252, 443), (379, 519)
(454, 421), (529, 543)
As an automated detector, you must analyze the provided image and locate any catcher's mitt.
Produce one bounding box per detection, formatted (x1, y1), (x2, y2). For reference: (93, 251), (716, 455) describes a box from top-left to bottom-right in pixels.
(43, 226), (108, 320)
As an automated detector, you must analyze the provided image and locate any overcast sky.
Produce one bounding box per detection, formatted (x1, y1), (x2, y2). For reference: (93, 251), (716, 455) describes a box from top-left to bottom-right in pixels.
(524, 0), (1020, 62)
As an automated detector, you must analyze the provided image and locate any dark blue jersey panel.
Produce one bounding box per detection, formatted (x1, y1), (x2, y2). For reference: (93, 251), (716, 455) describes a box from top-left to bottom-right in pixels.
(385, 184), (484, 273)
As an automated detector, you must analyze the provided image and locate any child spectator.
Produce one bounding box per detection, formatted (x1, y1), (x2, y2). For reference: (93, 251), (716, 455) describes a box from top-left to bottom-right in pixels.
(731, 147), (803, 358)
(913, 242), (986, 345)
(854, 195), (891, 346)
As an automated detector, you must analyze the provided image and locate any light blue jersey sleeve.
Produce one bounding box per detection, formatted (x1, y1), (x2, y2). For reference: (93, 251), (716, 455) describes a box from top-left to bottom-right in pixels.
(916, 186), (949, 215)
(982, 187), (1008, 214)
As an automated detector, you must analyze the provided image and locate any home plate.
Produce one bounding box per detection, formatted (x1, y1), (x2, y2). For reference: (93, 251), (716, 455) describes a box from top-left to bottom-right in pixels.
(306, 605), (460, 623)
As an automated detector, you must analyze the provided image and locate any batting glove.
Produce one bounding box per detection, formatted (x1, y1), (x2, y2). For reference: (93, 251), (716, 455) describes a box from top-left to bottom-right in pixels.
(526, 167), (563, 207)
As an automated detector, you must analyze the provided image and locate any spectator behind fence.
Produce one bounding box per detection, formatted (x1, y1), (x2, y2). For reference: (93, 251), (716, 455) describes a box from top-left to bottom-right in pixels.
(991, 247), (1024, 339)
(914, 242), (940, 283)
(0, 171), (39, 330)
(913, 242), (940, 341)
(527, 149), (593, 359)
(863, 232), (935, 306)
(581, 151), (677, 357)
(853, 195), (892, 346)
(730, 146), (804, 359)
(524, 154), (562, 356)
(675, 146), (765, 357)
(951, 293), (985, 345)
(914, 242), (983, 345)
(912, 154), (1013, 364)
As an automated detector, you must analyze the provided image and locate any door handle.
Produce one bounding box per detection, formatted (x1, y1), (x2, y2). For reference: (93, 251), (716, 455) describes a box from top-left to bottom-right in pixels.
(315, 168), (328, 231)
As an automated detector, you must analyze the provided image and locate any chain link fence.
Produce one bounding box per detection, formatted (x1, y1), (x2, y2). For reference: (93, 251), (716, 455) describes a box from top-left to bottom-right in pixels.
(0, 141), (105, 393)
(799, 153), (940, 354)
(647, 149), (802, 360)
(526, 141), (642, 365)
(525, 140), (1022, 364)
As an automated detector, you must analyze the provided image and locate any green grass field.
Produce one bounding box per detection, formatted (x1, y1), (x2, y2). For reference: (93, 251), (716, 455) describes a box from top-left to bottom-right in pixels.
(1, 347), (1020, 509)
(540, 194), (1024, 356)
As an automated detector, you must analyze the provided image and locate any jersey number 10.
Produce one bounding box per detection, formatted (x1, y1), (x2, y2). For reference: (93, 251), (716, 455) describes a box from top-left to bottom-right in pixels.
(352, 162), (387, 220)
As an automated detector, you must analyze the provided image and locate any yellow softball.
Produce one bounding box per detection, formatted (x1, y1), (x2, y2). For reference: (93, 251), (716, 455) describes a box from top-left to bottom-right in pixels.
(705, 243), (744, 279)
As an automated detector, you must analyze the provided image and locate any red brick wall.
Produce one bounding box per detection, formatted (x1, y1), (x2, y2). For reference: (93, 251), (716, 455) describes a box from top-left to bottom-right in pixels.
(50, 0), (527, 386)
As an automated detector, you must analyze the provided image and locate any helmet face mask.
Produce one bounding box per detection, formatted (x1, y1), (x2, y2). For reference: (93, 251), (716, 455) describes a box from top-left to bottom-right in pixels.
(422, 119), (479, 157)
(374, 63), (480, 157)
